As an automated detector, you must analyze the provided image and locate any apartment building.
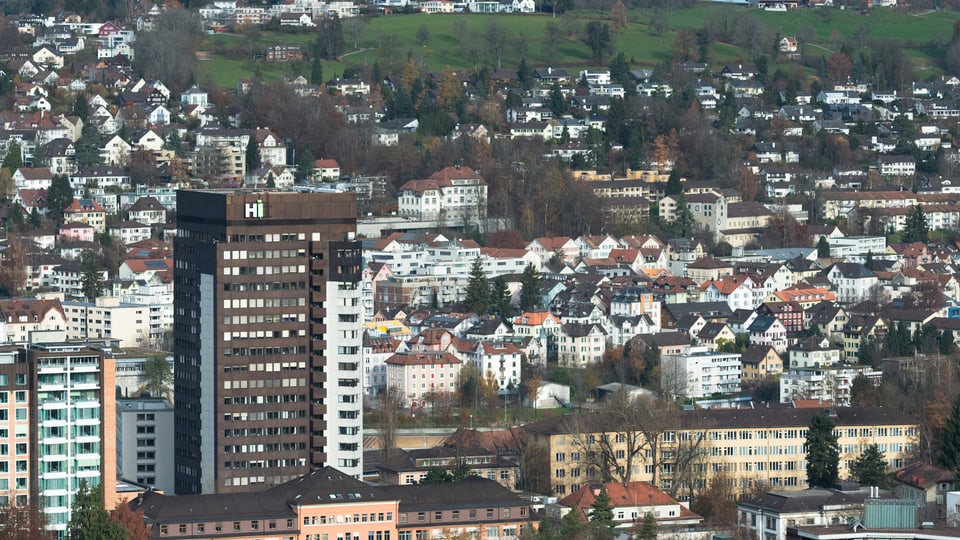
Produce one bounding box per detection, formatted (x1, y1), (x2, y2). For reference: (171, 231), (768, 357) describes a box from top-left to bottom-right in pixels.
(116, 397), (175, 494)
(524, 407), (919, 497)
(397, 165), (488, 223)
(30, 338), (117, 538)
(0, 346), (30, 507)
(661, 346), (742, 399)
(385, 351), (461, 408)
(173, 190), (363, 494)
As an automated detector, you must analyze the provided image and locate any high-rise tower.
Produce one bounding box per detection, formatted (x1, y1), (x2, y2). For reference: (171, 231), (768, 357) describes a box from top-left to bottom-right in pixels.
(173, 191), (363, 494)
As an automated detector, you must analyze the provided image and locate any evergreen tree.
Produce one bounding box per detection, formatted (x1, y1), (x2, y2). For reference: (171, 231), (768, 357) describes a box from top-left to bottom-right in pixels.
(941, 394), (960, 473)
(464, 256), (489, 314)
(75, 123), (104, 169)
(637, 512), (657, 540)
(245, 134), (261, 172)
(490, 276), (513, 320)
(29, 206), (40, 228)
(73, 93), (89, 121)
(549, 83), (566, 117)
(68, 481), (129, 540)
(164, 129), (182, 154)
(2, 140), (22, 171)
(672, 192), (695, 238)
(806, 413), (840, 488)
(32, 141), (48, 167)
(517, 57), (533, 90)
(817, 235), (831, 258)
(903, 204), (929, 243)
(559, 505), (585, 538)
(310, 54), (324, 85)
(864, 251), (874, 270)
(665, 168), (682, 196)
(80, 250), (104, 301)
(589, 487), (617, 534)
(295, 148), (315, 182)
(608, 52), (631, 91)
(519, 263), (542, 311)
(941, 329), (956, 355)
(47, 174), (74, 224)
(850, 444), (891, 489)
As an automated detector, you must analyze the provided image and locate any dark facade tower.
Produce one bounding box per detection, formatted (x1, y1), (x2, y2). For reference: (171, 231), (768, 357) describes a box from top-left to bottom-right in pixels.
(173, 191), (363, 495)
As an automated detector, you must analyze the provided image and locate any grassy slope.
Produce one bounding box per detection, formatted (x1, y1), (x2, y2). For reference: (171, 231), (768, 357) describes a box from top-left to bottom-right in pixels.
(195, 5), (960, 87)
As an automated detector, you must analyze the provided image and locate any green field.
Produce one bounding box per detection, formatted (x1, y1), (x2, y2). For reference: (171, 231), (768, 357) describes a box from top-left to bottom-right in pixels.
(195, 4), (960, 87)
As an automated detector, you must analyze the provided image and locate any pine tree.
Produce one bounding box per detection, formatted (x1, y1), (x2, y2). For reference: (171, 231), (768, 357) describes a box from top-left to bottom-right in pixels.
(941, 394), (960, 473)
(903, 204), (929, 243)
(517, 57), (532, 90)
(80, 250), (104, 301)
(850, 444), (891, 489)
(47, 174), (74, 224)
(463, 256), (489, 315)
(560, 506), (585, 538)
(75, 123), (104, 169)
(637, 512), (657, 540)
(817, 235), (831, 258)
(549, 83), (566, 117)
(665, 168), (682, 195)
(68, 481), (129, 540)
(589, 487), (617, 534)
(519, 263), (542, 311)
(2, 140), (22, 171)
(32, 142), (48, 167)
(864, 251), (874, 270)
(806, 413), (840, 488)
(310, 54), (324, 85)
(490, 275), (512, 320)
(941, 329), (956, 355)
(245, 134), (261, 172)
(164, 129), (182, 154)
(672, 192), (695, 238)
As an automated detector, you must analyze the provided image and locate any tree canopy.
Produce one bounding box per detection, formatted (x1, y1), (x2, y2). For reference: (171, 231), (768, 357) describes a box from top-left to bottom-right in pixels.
(849, 444), (891, 489)
(806, 413), (840, 488)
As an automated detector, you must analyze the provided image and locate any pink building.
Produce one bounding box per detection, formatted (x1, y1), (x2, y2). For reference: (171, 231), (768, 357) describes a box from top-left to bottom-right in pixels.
(385, 351), (461, 408)
(58, 221), (95, 242)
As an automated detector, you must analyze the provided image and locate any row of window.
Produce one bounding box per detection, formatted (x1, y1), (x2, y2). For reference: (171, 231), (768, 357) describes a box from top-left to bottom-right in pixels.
(304, 513), (393, 526)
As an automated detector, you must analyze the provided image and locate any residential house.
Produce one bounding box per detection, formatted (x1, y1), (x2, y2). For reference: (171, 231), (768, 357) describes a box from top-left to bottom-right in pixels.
(397, 166), (487, 223)
(825, 263), (879, 304)
(126, 196), (166, 225)
(893, 462), (955, 521)
(557, 323), (606, 367)
(748, 315), (788, 354)
(63, 198), (106, 233)
(788, 336), (842, 369)
(553, 482), (703, 533)
(108, 220), (152, 245)
(740, 345), (783, 381)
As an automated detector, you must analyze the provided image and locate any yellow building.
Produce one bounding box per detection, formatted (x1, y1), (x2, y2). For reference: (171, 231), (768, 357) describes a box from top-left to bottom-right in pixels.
(523, 407), (918, 499)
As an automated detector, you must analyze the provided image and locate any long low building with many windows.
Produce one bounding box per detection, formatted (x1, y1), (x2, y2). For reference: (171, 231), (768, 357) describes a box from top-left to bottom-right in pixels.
(523, 406), (919, 499)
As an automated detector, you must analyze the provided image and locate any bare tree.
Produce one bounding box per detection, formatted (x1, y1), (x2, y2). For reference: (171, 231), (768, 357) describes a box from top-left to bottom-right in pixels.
(0, 240), (28, 296)
(133, 9), (203, 93)
(377, 387), (404, 462)
(566, 393), (683, 486)
(0, 493), (47, 540)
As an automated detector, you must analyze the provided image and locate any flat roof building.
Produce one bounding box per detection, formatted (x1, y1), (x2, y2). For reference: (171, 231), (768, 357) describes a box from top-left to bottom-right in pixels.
(173, 190), (363, 494)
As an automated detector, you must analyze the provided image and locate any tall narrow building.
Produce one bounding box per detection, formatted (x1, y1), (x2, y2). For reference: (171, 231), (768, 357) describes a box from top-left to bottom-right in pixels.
(30, 338), (117, 538)
(173, 191), (363, 495)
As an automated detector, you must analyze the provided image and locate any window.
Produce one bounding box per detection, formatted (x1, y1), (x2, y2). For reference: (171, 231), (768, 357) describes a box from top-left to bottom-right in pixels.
(233, 522), (241, 531)
(435, 512), (442, 520)
(417, 512), (425, 522)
